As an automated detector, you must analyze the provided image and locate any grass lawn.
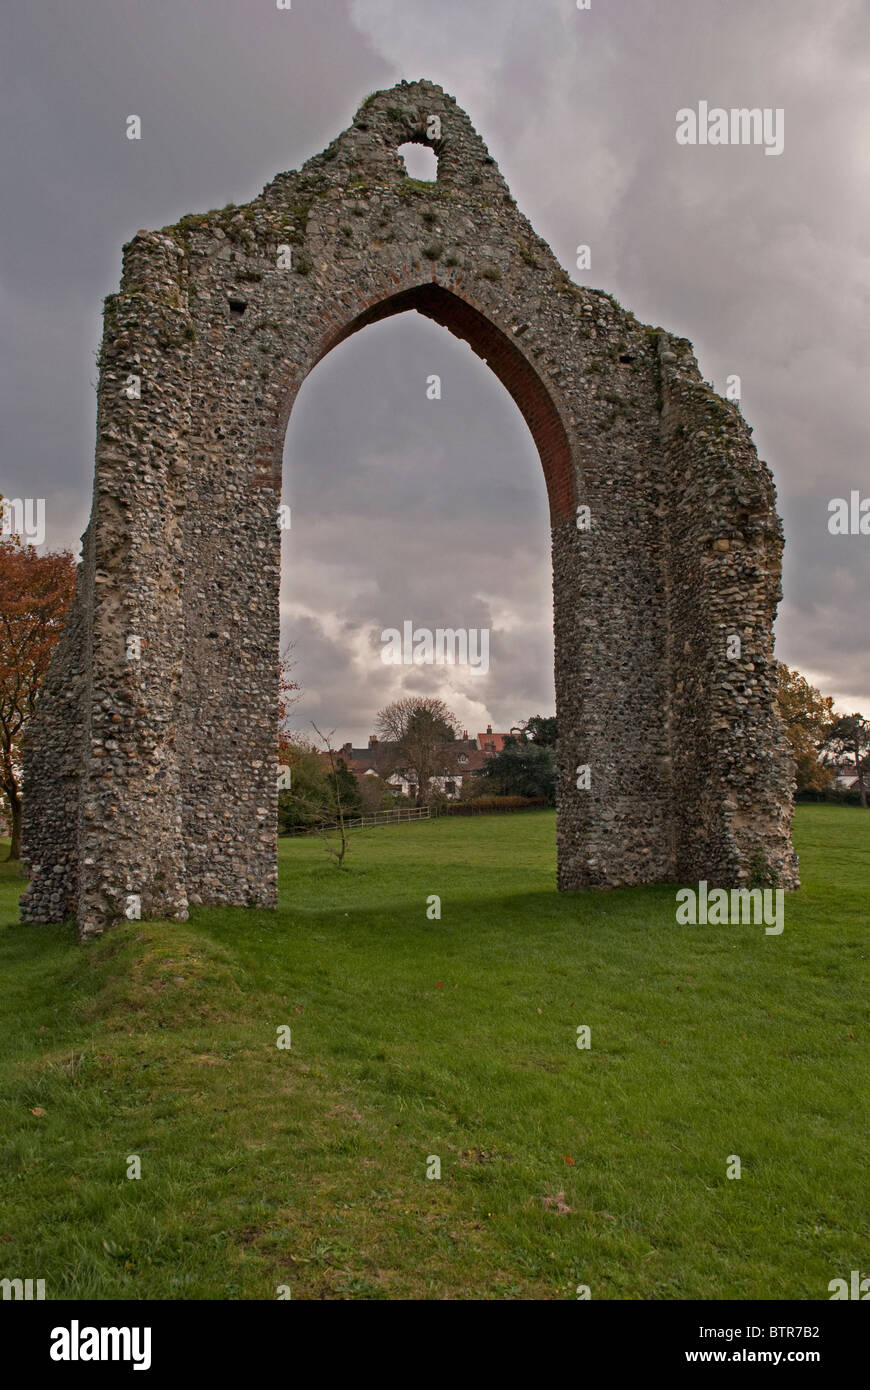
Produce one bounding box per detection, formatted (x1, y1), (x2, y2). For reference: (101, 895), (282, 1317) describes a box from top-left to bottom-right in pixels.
(0, 805), (867, 1301)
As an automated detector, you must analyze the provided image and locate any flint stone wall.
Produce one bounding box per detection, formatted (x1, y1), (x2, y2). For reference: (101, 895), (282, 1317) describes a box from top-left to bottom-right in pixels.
(20, 79), (799, 938)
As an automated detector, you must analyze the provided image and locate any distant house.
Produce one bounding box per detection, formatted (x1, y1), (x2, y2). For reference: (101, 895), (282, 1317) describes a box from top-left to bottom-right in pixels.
(334, 728), (510, 800)
(475, 724), (509, 755)
(834, 764), (867, 793)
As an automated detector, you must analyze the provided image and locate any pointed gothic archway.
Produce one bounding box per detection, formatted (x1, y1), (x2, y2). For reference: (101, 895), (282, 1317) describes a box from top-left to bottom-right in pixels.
(21, 79), (798, 937)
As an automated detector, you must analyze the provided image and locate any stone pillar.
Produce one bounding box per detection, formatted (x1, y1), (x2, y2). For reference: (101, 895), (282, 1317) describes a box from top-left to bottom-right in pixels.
(659, 335), (799, 888)
(75, 231), (193, 936)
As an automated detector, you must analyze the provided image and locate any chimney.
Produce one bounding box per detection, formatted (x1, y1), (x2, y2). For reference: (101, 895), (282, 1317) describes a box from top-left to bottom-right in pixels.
(369, 734), (378, 747)
(342, 742), (353, 758)
(462, 730), (469, 741)
(486, 724), (492, 735)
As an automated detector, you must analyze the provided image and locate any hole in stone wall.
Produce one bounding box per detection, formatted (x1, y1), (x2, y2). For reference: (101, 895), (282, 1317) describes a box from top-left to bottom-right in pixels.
(228, 297), (248, 316)
(397, 142), (438, 182)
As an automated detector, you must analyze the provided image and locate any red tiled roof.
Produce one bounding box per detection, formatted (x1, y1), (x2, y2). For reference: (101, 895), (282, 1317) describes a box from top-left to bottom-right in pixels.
(476, 731), (509, 753)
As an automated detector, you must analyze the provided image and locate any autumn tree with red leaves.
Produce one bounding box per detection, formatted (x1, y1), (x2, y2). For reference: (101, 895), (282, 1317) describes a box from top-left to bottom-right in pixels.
(0, 511), (76, 860)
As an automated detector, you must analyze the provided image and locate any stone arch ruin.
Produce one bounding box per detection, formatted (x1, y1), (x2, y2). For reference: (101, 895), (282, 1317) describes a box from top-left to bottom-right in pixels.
(21, 80), (798, 939)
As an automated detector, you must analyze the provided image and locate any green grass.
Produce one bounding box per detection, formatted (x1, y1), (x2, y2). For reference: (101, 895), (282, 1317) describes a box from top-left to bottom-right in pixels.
(0, 806), (867, 1301)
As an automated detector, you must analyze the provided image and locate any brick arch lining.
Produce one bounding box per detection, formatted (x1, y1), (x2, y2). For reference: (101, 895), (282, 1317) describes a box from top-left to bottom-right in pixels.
(310, 284), (576, 525)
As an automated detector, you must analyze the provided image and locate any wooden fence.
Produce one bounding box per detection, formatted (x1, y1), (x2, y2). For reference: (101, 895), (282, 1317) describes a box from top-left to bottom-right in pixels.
(344, 806), (432, 830)
(281, 799), (550, 836)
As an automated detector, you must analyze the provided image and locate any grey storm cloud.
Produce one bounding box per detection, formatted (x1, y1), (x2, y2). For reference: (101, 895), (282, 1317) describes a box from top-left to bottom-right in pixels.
(2, 0), (867, 744)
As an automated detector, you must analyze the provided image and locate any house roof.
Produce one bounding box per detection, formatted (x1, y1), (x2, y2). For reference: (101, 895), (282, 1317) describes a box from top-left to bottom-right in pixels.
(333, 736), (489, 780)
(476, 731), (509, 753)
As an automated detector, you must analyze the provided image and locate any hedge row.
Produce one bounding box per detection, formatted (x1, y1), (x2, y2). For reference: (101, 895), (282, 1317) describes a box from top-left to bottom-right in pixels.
(433, 796), (551, 816)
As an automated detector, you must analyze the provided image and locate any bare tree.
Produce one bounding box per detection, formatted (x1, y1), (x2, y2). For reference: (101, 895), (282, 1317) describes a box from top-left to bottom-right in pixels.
(309, 722), (352, 867)
(375, 696), (462, 806)
(278, 639), (302, 736)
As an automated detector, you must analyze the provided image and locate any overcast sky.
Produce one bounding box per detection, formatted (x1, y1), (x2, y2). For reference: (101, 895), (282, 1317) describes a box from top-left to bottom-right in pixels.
(2, 0), (867, 744)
